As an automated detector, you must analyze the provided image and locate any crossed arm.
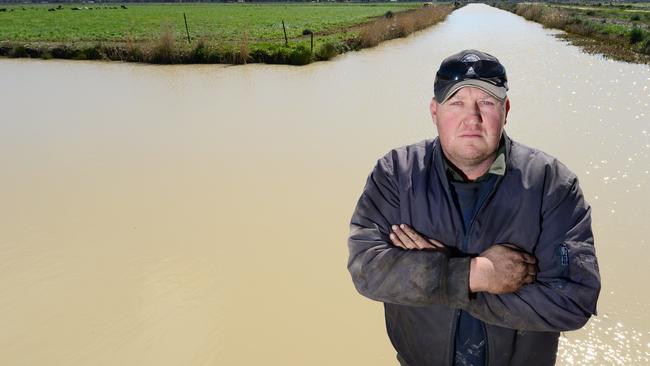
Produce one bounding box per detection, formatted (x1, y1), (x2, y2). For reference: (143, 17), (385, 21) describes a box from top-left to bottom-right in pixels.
(389, 224), (537, 295)
(347, 155), (601, 332)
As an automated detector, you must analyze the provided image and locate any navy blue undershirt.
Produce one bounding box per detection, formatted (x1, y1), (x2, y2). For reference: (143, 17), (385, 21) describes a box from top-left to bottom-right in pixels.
(448, 174), (498, 366)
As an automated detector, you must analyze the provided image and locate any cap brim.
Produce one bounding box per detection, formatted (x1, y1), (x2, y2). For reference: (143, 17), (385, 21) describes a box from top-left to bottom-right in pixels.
(440, 79), (507, 104)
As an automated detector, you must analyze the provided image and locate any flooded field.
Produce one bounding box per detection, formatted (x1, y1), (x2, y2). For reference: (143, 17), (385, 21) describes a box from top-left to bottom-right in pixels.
(1, 4), (649, 365)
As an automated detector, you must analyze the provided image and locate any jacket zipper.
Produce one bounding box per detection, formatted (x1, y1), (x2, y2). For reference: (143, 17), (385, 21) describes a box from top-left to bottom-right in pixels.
(448, 309), (461, 366)
(482, 321), (489, 366)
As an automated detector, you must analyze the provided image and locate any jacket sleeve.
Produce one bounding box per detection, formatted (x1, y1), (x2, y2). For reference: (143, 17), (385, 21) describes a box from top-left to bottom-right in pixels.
(347, 152), (472, 307)
(464, 175), (601, 332)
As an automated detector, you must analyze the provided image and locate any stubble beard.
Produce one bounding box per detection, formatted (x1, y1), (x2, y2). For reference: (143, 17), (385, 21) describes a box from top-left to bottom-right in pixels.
(444, 141), (498, 175)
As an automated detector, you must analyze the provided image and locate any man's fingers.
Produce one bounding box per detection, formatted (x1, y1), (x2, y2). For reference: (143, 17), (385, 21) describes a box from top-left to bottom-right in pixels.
(391, 224), (437, 250)
(399, 224), (419, 240)
(391, 225), (418, 249)
(526, 263), (538, 275)
(498, 244), (537, 265)
(505, 248), (535, 265)
(428, 238), (445, 249)
(389, 233), (407, 249)
(397, 224), (425, 249)
(390, 223), (448, 252)
(516, 264), (537, 286)
(515, 263), (528, 277)
(399, 224), (437, 249)
(520, 252), (537, 265)
(523, 272), (536, 285)
(514, 263), (537, 278)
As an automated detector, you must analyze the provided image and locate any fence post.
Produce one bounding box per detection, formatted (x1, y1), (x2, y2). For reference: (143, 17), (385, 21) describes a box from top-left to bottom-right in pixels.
(282, 20), (288, 46)
(183, 13), (191, 43)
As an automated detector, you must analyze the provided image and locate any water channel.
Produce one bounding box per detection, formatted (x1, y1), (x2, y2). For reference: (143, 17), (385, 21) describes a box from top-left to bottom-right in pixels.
(1, 3), (650, 365)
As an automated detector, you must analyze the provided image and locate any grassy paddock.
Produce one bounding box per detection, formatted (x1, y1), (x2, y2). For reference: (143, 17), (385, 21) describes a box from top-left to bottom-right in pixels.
(496, 2), (650, 65)
(0, 2), (453, 65)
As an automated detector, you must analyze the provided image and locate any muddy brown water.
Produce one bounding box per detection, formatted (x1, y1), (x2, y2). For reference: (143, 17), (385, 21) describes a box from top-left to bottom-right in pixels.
(1, 4), (650, 365)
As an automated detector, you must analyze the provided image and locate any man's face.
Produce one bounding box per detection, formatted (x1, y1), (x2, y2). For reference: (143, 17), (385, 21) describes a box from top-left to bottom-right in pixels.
(429, 86), (510, 167)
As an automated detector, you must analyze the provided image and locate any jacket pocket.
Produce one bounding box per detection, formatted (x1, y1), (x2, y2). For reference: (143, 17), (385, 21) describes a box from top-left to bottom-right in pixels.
(541, 242), (571, 290)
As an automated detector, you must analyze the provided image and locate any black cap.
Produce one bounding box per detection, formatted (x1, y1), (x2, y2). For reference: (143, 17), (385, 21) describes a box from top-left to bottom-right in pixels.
(434, 49), (509, 104)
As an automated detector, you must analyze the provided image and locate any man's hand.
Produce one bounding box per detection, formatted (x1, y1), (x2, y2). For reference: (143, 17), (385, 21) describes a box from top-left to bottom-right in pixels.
(389, 224), (449, 254)
(470, 244), (537, 294)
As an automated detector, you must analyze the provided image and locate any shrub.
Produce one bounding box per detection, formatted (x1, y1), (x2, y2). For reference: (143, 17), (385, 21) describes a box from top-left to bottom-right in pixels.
(125, 45), (144, 62)
(74, 50), (89, 60)
(641, 38), (650, 55)
(541, 7), (571, 29)
(270, 46), (292, 64)
(0, 44), (11, 56)
(235, 30), (250, 65)
(355, 5), (451, 49)
(630, 27), (645, 44)
(394, 15), (415, 37)
(192, 38), (210, 63)
(630, 14), (641, 21)
(566, 19), (601, 37)
(81, 45), (104, 60)
(359, 18), (388, 48)
(516, 4), (544, 21)
(119, 34), (144, 62)
(151, 22), (177, 64)
(249, 48), (271, 63)
(50, 45), (71, 58)
(9, 45), (27, 57)
(288, 44), (312, 65)
(315, 42), (339, 61)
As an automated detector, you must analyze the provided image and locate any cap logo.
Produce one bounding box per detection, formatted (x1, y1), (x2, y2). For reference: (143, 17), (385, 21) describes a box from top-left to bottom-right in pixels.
(460, 54), (480, 62)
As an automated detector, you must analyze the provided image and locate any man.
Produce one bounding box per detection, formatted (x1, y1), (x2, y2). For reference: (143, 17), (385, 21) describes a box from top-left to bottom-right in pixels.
(346, 49), (601, 366)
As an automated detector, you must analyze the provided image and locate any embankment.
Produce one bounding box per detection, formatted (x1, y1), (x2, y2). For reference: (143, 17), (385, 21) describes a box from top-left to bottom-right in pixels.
(495, 2), (650, 65)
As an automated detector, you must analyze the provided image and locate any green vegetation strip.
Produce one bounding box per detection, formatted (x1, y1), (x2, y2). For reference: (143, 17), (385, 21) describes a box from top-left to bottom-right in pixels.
(495, 2), (650, 65)
(0, 3), (454, 65)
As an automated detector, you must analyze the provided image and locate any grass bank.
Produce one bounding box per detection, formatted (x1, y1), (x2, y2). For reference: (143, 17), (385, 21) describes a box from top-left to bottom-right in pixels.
(495, 2), (650, 65)
(0, 3), (454, 65)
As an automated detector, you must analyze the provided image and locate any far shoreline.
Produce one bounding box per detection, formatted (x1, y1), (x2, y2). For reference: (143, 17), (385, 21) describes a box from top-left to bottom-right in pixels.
(495, 2), (650, 66)
(0, 2), (456, 65)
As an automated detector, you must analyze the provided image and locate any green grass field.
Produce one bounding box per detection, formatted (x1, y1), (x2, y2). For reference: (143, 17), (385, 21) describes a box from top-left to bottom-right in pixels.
(0, 3), (424, 44)
(0, 2), (452, 64)
(557, 4), (650, 28)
